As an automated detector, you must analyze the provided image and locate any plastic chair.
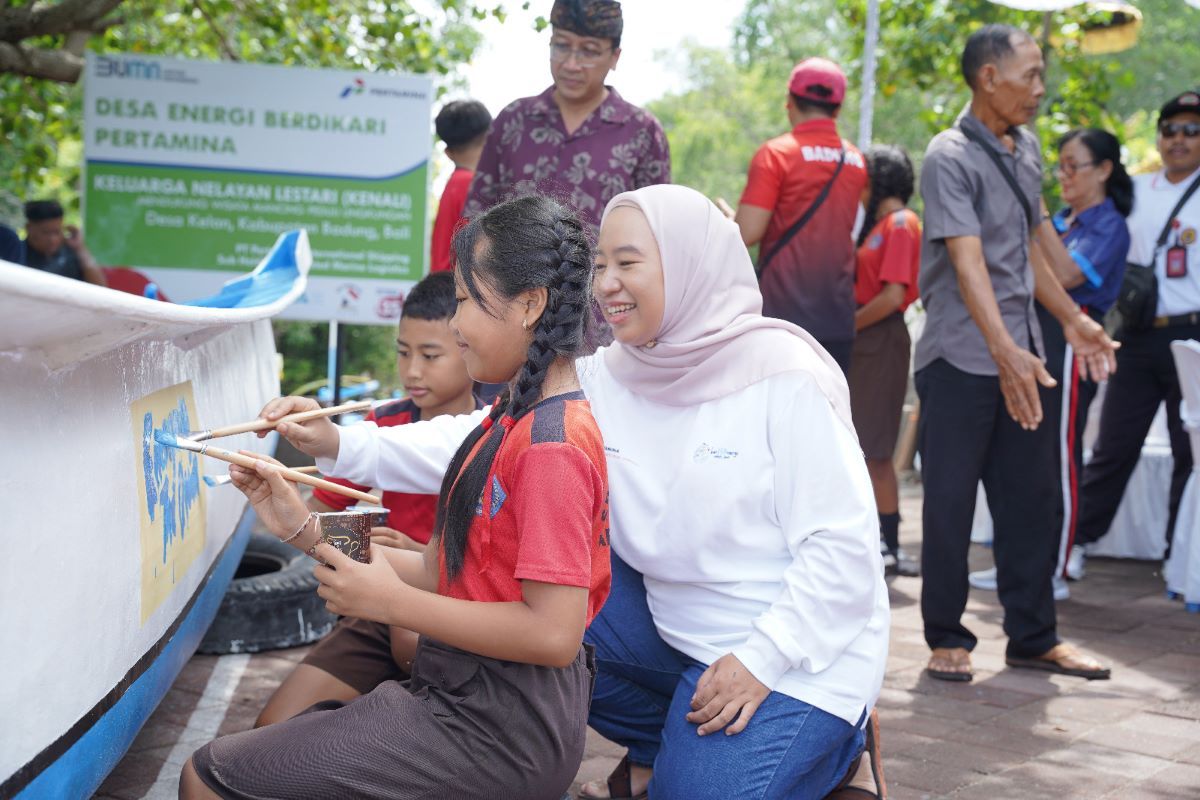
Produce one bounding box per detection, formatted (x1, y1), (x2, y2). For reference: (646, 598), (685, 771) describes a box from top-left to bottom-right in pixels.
(1165, 339), (1200, 612)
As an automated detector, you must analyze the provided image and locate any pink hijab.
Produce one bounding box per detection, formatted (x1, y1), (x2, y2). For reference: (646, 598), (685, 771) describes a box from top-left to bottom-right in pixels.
(600, 184), (856, 435)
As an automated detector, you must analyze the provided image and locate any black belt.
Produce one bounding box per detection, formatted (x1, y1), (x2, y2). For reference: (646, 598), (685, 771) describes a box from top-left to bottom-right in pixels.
(1152, 311), (1200, 329)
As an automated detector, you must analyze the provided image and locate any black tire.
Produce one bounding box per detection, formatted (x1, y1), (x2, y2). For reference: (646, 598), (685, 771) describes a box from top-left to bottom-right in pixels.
(198, 533), (337, 654)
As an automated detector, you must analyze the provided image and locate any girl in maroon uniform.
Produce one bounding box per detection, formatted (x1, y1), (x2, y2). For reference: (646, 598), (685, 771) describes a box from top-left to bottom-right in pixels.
(182, 195), (609, 800)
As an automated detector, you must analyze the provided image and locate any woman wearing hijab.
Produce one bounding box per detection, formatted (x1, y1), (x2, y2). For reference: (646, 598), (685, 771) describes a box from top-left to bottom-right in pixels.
(268, 185), (890, 800)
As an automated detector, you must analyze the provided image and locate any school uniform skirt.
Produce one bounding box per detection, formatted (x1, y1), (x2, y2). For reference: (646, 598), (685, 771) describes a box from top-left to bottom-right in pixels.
(849, 311), (912, 461)
(191, 637), (596, 800)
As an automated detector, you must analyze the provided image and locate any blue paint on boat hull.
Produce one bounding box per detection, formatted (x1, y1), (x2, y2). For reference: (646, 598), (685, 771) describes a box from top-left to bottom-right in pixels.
(14, 508), (255, 799)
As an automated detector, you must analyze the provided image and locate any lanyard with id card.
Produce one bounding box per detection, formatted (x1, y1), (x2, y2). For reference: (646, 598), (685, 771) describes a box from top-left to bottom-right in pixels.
(1166, 220), (1189, 279)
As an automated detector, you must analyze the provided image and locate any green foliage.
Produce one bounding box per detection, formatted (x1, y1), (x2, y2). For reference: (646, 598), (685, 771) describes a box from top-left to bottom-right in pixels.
(645, 43), (778, 203)
(652, 0), (1196, 214)
(275, 319), (400, 397)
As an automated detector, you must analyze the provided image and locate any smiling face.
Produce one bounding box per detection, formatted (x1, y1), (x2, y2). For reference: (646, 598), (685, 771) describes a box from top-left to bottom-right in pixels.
(594, 205), (665, 347)
(395, 316), (475, 418)
(1158, 111), (1200, 181)
(978, 35), (1045, 127)
(451, 249), (537, 385)
(549, 27), (620, 104)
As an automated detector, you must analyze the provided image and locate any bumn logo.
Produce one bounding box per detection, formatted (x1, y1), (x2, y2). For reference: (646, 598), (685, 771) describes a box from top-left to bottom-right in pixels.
(95, 56), (161, 80)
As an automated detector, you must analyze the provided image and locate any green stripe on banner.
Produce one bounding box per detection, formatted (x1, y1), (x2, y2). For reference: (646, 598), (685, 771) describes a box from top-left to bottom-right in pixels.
(84, 161), (427, 280)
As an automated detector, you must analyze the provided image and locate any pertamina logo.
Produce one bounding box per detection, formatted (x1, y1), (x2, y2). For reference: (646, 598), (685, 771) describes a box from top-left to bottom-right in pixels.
(339, 77), (426, 102)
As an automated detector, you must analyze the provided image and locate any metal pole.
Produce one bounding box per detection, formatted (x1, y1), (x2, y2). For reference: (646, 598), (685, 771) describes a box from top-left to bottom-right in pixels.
(326, 320), (341, 408)
(858, 0), (881, 149)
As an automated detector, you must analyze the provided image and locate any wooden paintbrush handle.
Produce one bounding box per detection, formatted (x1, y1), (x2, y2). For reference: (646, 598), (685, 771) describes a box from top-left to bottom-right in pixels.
(206, 446), (377, 505)
(207, 401), (374, 439)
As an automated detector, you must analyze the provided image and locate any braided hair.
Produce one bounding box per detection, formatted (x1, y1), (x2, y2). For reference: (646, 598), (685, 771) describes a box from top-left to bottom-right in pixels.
(858, 145), (915, 247)
(435, 195), (594, 579)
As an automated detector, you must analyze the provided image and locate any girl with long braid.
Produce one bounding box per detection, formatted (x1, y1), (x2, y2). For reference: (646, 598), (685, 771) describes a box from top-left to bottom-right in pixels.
(181, 195), (610, 800)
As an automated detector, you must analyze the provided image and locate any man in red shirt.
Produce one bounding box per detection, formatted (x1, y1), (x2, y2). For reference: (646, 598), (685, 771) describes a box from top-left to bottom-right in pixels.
(735, 58), (868, 374)
(430, 99), (492, 272)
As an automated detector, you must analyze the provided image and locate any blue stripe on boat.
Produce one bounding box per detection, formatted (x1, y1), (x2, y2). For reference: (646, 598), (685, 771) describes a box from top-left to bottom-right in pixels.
(14, 508), (256, 799)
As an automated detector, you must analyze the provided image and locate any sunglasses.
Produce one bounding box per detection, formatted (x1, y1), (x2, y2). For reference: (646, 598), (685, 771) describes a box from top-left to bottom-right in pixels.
(1159, 122), (1200, 139)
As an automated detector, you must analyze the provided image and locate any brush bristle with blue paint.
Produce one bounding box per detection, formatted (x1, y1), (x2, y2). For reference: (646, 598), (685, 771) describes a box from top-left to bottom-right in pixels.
(154, 428), (376, 503)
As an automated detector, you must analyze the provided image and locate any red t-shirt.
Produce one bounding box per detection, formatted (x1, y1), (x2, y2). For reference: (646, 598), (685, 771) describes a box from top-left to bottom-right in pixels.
(740, 119), (868, 342)
(430, 168), (473, 272)
(854, 208), (921, 311)
(312, 397), (482, 544)
(437, 391), (611, 624)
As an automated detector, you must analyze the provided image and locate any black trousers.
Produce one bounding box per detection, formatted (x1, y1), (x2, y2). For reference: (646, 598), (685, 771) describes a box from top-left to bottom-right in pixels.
(1076, 321), (1200, 552)
(916, 358), (1060, 658)
(1035, 303), (1101, 575)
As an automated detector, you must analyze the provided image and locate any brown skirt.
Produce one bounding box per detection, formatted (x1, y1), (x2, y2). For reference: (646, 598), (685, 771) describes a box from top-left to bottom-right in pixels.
(301, 617), (408, 694)
(192, 637), (595, 800)
(849, 312), (912, 461)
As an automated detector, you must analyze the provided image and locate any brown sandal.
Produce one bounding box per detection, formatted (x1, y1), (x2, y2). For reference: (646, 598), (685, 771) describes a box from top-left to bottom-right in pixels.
(577, 755), (649, 800)
(825, 709), (887, 799)
(926, 647), (973, 682)
(1006, 642), (1111, 680)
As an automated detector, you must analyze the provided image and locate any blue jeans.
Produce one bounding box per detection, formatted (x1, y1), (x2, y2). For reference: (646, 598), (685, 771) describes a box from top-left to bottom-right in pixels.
(585, 555), (864, 800)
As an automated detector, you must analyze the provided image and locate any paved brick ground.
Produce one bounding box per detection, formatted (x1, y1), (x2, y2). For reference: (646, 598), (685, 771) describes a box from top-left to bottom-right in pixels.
(97, 483), (1200, 799)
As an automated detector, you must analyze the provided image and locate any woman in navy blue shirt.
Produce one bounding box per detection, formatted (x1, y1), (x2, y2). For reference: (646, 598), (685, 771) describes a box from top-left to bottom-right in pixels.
(1039, 129), (1132, 592)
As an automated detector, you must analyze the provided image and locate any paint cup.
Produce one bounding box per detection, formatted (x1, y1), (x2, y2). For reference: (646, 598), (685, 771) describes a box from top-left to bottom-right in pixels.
(348, 505), (389, 528)
(316, 511), (372, 563)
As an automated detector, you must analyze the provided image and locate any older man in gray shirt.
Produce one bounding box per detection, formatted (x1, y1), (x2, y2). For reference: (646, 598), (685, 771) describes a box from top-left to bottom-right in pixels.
(915, 24), (1115, 683)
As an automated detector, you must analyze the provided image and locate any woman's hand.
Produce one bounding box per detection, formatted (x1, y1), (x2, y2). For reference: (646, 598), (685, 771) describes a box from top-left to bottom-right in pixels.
(256, 396), (341, 460)
(370, 526), (426, 552)
(228, 454), (310, 540)
(686, 653), (770, 736)
(314, 543), (410, 625)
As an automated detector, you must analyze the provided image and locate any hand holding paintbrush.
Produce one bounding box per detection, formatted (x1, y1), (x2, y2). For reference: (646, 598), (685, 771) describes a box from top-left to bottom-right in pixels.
(186, 400), (372, 442)
(155, 431), (377, 506)
(224, 453), (321, 547)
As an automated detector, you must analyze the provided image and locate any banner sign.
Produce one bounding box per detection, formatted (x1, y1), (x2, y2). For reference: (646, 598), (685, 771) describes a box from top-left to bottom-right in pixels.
(83, 53), (432, 324)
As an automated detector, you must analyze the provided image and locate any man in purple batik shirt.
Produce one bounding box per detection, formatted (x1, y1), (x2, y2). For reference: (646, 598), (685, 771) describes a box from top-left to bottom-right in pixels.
(463, 0), (671, 239)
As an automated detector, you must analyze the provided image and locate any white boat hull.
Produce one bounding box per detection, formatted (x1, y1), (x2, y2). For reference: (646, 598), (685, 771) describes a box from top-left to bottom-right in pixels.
(0, 235), (308, 798)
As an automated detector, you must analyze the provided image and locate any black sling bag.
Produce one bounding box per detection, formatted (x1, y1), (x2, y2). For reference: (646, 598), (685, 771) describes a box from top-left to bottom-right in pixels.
(1115, 173), (1200, 332)
(756, 148), (846, 279)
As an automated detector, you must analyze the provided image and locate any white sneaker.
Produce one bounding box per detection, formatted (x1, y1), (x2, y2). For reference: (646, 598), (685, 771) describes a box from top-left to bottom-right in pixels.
(968, 566), (997, 591)
(1053, 575), (1070, 601)
(1065, 545), (1086, 581)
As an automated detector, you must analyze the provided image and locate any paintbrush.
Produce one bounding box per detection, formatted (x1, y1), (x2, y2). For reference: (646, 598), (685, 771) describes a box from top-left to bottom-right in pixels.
(185, 400), (373, 442)
(204, 465), (320, 487)
(155, 431), (377, 506)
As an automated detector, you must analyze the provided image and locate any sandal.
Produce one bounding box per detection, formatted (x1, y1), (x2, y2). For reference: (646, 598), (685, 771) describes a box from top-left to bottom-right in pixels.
(926, 647), (973, 682)
(825, 708), (888, 799)
(577, 755), (649, 800)
(1006, 642), (1111, 680)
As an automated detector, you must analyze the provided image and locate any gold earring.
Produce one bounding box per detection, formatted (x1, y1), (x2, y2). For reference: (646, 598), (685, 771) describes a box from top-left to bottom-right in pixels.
(522, 319), (529, 331)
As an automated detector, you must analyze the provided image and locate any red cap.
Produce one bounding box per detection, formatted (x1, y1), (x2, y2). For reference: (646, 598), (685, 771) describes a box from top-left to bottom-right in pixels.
(788, 58), (846, 106)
